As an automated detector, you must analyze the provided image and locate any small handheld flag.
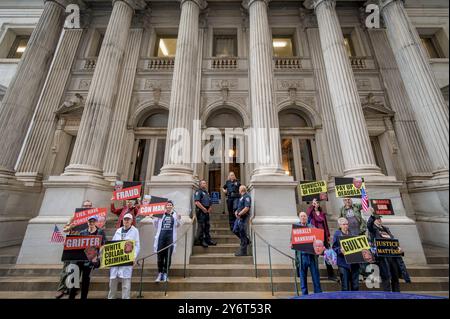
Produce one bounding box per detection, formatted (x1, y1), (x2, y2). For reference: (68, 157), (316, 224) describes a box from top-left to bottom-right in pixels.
(361, 187), (369, 212)
(50, 225), (65, 243)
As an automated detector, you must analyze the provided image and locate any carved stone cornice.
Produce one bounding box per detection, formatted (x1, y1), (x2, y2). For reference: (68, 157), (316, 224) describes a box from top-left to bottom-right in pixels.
(180, 0), (208, 10)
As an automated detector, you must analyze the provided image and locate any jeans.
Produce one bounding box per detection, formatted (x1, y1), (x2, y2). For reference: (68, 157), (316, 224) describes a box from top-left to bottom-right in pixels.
(338, 264), (360, 291)
(108, 278), (132, 299)
(298, 253), (322, 295)
(196, 209), (211, 243)
(226, 198), (238, 231)
(68, 263), (92, 299)
(157, 246), (174, 273)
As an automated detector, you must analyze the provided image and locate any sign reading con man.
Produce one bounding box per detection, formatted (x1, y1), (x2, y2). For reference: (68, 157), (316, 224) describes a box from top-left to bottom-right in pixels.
(291, 225), (325, 255)
(100, 240), (136, 268)
(62, 235), (103, 262)
(335, 177), (365, 198)
(112, 181), (142, 201)
(340, 235), (375, 264)
(298, 180), (328, 202)
(375, 239), (404, 257)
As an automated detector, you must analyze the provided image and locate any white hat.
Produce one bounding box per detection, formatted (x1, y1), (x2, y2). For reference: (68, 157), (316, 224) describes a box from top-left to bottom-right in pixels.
(144, 195), (151, 200)
(123, 213), (133, 220)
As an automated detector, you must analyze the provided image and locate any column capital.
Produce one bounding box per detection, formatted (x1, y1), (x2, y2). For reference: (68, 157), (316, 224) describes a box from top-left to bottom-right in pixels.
(242, 0), (271, 11)
(304, 0), (335, 11)
(113, 0), (147, 11)
(378, 0), (404, 12)
(180, 0), (208, 10)
(45, 0), (84, 8)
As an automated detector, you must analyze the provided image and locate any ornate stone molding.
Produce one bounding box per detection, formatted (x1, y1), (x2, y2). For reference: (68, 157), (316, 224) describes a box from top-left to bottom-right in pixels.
(113, 0), (147, 11)
(378, 0), (404, 12)
(304, 0), (335, 10)
(242, 0), (270, 10)
(181, 0), (208, 10)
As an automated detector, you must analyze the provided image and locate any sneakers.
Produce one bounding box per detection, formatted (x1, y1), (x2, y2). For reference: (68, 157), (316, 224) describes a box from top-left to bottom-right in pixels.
(206, 240), (217, 246)
(201, 241), (209, 248)
(161, 273), (169, 282)
(155, 273), (163, 282)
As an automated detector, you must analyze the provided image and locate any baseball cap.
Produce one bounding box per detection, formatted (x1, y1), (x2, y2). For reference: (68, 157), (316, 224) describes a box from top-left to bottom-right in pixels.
(88, 215), (98, 221)
(123, 213), (133, 220)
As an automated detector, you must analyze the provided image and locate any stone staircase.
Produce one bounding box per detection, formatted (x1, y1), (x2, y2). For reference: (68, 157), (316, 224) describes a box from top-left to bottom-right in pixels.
(0, 213), (448, 299)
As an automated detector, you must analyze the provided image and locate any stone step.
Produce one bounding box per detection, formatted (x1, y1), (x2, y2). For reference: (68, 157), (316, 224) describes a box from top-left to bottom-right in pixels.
(192, 244), (241, 255)
(0, 276), (446, 292)
(210, 228), (234, 236)
(190, 253), (253, 265)
(0, 264), (446, 278)
(427, 256), (449, 265)
(210, 234), (240, 244)
(0, 256), (17, 265)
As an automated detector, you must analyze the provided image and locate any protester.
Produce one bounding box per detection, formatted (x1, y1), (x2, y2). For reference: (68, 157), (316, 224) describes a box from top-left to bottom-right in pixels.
(68, 215), (107, 299)
(293, 211), (322, 295)
(339, 197), (367, 235)
(108, 213), (140, 299)
(55, 200), (92, 299)
(110, 198), (139, 228)
(222, 172), (241, 231)
(367, 209), (411, 292)
(152, 200), (181, 282)
(307, 198), (337, 281)
(233, 186), (251, 256)
(194, 180), (216, 247)
(332, 217), (360, 291)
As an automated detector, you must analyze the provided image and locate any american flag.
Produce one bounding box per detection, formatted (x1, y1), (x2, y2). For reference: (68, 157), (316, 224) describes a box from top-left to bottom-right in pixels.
(361, 187), (369, 212)
(50, 225), (65, 243)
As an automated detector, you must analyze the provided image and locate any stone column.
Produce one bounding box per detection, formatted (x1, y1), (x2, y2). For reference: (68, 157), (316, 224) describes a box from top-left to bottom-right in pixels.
(103, 29), (143, 181)
(305, 0), (381, 177)
(0, 0), (68, 177)
(15, 29), (84, 185)
(307, 28), (345, 177)
(158, 0), (207, 176)
(64, 0), (146, 177)
(379, 0), (449, 177)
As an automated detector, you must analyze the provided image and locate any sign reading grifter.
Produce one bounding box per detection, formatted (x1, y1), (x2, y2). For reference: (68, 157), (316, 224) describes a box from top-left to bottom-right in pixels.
(61, 235), (103, 262)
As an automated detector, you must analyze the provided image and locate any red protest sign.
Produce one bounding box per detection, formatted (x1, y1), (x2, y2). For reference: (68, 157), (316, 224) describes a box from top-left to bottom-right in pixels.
(113, 184), (142, 201)
(72, 208), (107, 230)
(63, 235), (103, 251)
(291, 225), (325, 255)
(138, 202), (167, 217)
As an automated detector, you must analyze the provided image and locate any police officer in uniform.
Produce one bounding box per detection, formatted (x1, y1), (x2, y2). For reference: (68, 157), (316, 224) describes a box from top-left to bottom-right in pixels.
(194, 180), (217, 248)
(233, 185), (251, 256)
(222, 172), (241, 231)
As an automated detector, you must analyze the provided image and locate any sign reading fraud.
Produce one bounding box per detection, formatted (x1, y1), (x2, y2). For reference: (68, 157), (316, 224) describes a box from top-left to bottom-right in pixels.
(291, 225), (325, 255)
(340, 235), (375, 264)
(370, 199), (395, 215)
(375, 239), (404, 257)
(335, 177), (365, 198)
(72, 207), (107, 231)
(100, 240), (135, 268)
(112, 181), (142, 201)
(61, 235), (103, 262)
(298, 180), (328, 202)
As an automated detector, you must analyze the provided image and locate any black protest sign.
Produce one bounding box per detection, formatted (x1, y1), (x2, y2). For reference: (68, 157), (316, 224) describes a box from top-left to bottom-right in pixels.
(61, 235), (103, 262)
(340, 235), (375, 264)
(375, 239), (404, 257)
(113, 181), (142, 201)
(371, 199), (395, 215)
(291, 224), (325, 255)
(298, 180), (328, 202)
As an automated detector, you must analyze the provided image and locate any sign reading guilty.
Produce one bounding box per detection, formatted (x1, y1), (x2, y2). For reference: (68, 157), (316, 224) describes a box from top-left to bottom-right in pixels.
(112, 181), (142, 201)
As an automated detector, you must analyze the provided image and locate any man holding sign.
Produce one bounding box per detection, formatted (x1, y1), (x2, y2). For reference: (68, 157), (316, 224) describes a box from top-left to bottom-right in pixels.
(107, 213), (140, 299)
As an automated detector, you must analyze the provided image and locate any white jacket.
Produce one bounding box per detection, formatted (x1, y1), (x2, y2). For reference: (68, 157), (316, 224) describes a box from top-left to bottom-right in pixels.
(153, 212), (181, 253)
(109, 225), (140, 279)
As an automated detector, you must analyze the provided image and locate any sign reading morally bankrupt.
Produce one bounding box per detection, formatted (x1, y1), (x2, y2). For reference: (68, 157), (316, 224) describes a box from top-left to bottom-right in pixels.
(291, 225), (325, 255)
(334, 177), (365, 198)
(298, 180), (328, 202)
(100, 240), (136, 268)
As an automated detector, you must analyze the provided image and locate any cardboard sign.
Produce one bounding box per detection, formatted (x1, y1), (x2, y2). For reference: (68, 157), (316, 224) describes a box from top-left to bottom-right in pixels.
(211, 192), (221, 204)
(375, 239), (404, 257)
(298, 180), (328, 202)
(335, 177), (365, 198)
(61, 235), (103, 262)
(100, 240), (135, 268)
(112, 181), (142, 201)
(340, 235), (375, 264)
(291, 225), (325, 255)
(72, 207), (107, 231)
(370, 199), (395, 215)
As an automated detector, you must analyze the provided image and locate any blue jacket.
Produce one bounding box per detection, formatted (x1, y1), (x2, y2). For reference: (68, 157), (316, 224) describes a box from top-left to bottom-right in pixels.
(332, 229), (356, 270)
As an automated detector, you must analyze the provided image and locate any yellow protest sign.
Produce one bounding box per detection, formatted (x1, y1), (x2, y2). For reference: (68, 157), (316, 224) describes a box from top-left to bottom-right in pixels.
(100, 240), (135, 268)
(334, 177), (365, 198)
(340, 235), (370, 255)
(298, 180), (328, 201)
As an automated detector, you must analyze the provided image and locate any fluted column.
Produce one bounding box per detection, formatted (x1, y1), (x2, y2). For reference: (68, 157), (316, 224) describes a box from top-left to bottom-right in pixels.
(305, 0), (381, 176)
(0, 0), (68, 177)
(103, 29), (143, 180)
(307, 28), (345, 177)
(245, 0), (284, 175)
(64, 0), (145, 176)
(159, 0), (207, 176)
(15, 29), (84, 183)
(368, 29), (431, 176)
(380, 0), (449, 177)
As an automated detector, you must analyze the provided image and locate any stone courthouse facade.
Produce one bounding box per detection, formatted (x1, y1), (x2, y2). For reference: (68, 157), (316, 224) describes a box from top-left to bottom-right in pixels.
(0, 0), (448, 265)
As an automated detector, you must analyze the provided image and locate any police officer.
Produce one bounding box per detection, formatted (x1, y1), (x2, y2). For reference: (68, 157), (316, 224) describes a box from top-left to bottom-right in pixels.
(222, 172), (241, 231)
(233, 185), (251, 256)
(194, 180), (217, 248)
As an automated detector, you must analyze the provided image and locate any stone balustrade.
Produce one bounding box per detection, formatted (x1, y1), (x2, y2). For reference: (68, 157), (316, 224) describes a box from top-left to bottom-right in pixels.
(146, 57), (175, 70)
(274, 57), (302, 70)
(211, 57), (238, 69)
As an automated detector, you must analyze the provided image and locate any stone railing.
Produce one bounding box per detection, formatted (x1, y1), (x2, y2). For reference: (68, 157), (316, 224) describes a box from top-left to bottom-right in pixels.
(145, 57), (175, 70)
(274, 57), (302, 70)
(210, 57), (238, 69)
(82, 58), (97, 70)
(350, 57), (367, 69)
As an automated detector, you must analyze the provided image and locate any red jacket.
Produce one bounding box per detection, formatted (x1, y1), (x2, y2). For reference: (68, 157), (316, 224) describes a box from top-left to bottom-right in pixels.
(306, 205), (331, 242)
(111, 203), (139, 228)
